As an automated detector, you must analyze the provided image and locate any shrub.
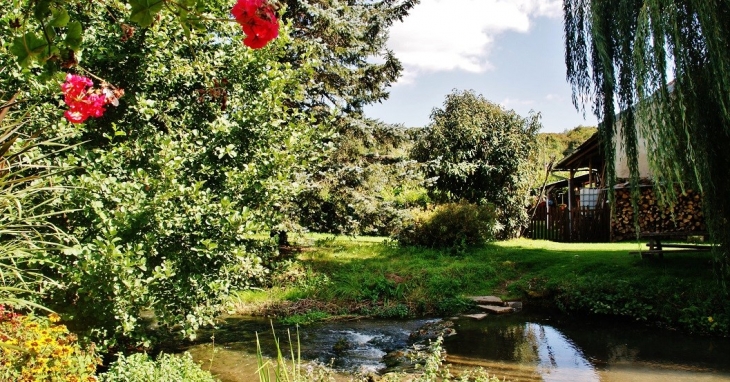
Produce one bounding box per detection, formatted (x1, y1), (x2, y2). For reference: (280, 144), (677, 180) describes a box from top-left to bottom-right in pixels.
(411, 90), (540, 239)
(0, 307), (101, 381)
(100, 352), (216, 382)
(5, 9), (322, 349)
(396, 202), (497, 249)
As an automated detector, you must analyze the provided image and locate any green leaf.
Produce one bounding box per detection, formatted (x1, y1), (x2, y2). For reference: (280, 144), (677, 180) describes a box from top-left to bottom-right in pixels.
(44, 24), (57, 42)
(49, 7), (70, 27)
(10, 33), (48, 67)
(180, 18), (192, 39)
(33, 0), (52, 21)
(65, 21), (83, 50)
(129, 0), (165, 28)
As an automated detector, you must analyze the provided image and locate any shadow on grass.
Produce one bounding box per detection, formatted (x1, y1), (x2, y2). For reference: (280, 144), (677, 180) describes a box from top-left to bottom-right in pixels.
(287, 237), (728, 335)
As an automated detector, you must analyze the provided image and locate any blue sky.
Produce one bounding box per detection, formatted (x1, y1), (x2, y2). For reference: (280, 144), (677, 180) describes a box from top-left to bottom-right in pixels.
(363, 0), (598, 133)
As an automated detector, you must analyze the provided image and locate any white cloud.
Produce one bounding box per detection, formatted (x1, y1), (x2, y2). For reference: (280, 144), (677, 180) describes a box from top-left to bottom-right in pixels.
(388, 0), (561, 83)
(545, 93), (564, 101)
(500, 97), (535, 108)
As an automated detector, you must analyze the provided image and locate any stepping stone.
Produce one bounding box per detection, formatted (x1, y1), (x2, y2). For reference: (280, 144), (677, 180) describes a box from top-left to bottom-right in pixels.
(467, 296), (503, 305)
(462, 313), (488, 320)
(478, 305), (514, 314)
(506, 301), (523, 311)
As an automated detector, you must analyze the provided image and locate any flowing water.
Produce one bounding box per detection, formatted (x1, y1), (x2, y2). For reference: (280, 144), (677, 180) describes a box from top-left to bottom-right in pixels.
(184, 311), (730, 381)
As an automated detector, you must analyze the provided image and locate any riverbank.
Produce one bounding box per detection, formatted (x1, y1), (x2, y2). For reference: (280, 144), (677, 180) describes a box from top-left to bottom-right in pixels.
(233, 237), (729, 336)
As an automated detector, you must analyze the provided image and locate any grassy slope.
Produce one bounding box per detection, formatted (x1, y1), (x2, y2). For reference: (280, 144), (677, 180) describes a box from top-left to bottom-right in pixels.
(236, 236), (728, 335)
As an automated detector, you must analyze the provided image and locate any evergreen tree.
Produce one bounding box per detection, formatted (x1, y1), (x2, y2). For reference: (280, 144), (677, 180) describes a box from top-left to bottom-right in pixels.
(281, 0), (419, 114)
(278, 0), (422, 235)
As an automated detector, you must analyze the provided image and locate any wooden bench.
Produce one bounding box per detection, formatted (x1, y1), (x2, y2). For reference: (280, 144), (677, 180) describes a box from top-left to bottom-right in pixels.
(628, 231), (711, 259)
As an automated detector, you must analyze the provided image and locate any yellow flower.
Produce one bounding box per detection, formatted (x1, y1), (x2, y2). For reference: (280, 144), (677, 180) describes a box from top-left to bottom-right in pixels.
(708, 316), (714, 323)
(48, 313), (61, 323)
(25, 339), (41, 352)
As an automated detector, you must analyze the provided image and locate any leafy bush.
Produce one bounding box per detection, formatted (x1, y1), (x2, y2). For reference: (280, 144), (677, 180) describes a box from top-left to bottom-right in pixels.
(0, 308), (101, 381)
(396, 202), (497, 249)
(6, 11), (321, 348)
(358, 276), (404, 302)
(294, 121), (427, 237)
(412, 90), (540, 239)
(279, 311), (330, 326)
(100, 352), (216, 382)
(360, 303), (411, 319)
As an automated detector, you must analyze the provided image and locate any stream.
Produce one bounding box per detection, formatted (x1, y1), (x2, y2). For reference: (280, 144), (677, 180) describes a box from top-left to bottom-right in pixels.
(184, 310), (730, 381)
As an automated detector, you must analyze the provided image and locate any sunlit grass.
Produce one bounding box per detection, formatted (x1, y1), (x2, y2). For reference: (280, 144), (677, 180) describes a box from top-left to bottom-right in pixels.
(234, 234), (723, 330)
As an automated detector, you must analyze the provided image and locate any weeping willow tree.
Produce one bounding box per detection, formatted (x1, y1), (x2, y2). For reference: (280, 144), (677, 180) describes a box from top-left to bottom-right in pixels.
(563, 1), (730, 274)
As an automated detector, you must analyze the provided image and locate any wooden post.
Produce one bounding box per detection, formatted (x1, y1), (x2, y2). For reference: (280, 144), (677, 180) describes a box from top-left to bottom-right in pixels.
(588, 159), (593, 186)
(568, 169), (575, 240)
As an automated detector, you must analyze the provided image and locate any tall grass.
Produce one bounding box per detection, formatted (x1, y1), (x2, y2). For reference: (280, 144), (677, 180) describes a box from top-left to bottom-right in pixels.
(0, 93), (74, 310)
(255, 324), (301, 382)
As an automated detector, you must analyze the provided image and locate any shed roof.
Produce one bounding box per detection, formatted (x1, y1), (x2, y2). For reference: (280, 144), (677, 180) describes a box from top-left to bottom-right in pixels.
(543, 173), (593, 190)
(553, 132), (603, 171)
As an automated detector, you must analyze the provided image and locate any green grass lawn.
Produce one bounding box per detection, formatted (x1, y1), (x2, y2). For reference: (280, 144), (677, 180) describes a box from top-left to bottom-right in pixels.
(235, 236), (728, 336)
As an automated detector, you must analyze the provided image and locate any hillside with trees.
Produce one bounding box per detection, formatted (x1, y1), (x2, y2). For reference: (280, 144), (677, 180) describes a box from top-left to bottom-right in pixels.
(532, 125), (598, 187)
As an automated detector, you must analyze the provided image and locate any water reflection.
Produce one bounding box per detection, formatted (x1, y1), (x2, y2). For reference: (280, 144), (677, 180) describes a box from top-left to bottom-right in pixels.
(444, 321), (599, 381)
(444, 314), (730, 382)
(530, 324), (599, 381)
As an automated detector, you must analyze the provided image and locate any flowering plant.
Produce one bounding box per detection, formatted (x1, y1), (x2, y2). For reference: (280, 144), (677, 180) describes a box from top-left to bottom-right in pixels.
(0, 306), (101, 382)
(61, 74), (123, 124)
(232, 0), (280, 49)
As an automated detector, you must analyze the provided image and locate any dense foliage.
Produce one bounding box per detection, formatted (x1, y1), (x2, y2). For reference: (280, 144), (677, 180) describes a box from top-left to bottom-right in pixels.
(295, 120), (427, 236)
(276, 0), (425, 237)
(1, 0), (423, 353)
(397, 202), (497, 251)
(412, 90), (541, 239)
(564, 0), (730, 274)
(0, 95), (71, 310)
(1, 1), (329, 349)
(101, 353), (217, 382)
(281, 0), (418, 114)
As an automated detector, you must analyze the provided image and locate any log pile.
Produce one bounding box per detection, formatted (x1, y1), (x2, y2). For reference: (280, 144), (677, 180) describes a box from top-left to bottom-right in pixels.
(611, 187), (706, 241)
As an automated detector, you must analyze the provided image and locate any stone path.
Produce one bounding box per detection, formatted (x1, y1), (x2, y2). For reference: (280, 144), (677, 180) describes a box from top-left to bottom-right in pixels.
(460, 296), (523, 318)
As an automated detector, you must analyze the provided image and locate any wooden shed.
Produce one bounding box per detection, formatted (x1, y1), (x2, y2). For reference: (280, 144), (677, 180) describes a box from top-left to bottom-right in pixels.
(526, 131), (705, 242)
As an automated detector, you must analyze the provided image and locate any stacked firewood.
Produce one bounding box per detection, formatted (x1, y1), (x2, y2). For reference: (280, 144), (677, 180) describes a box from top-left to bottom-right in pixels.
(611, 187), (706, 240)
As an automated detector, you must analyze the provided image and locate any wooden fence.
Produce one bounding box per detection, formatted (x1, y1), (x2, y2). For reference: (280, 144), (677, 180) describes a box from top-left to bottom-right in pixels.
(525, 204), (610, 242)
